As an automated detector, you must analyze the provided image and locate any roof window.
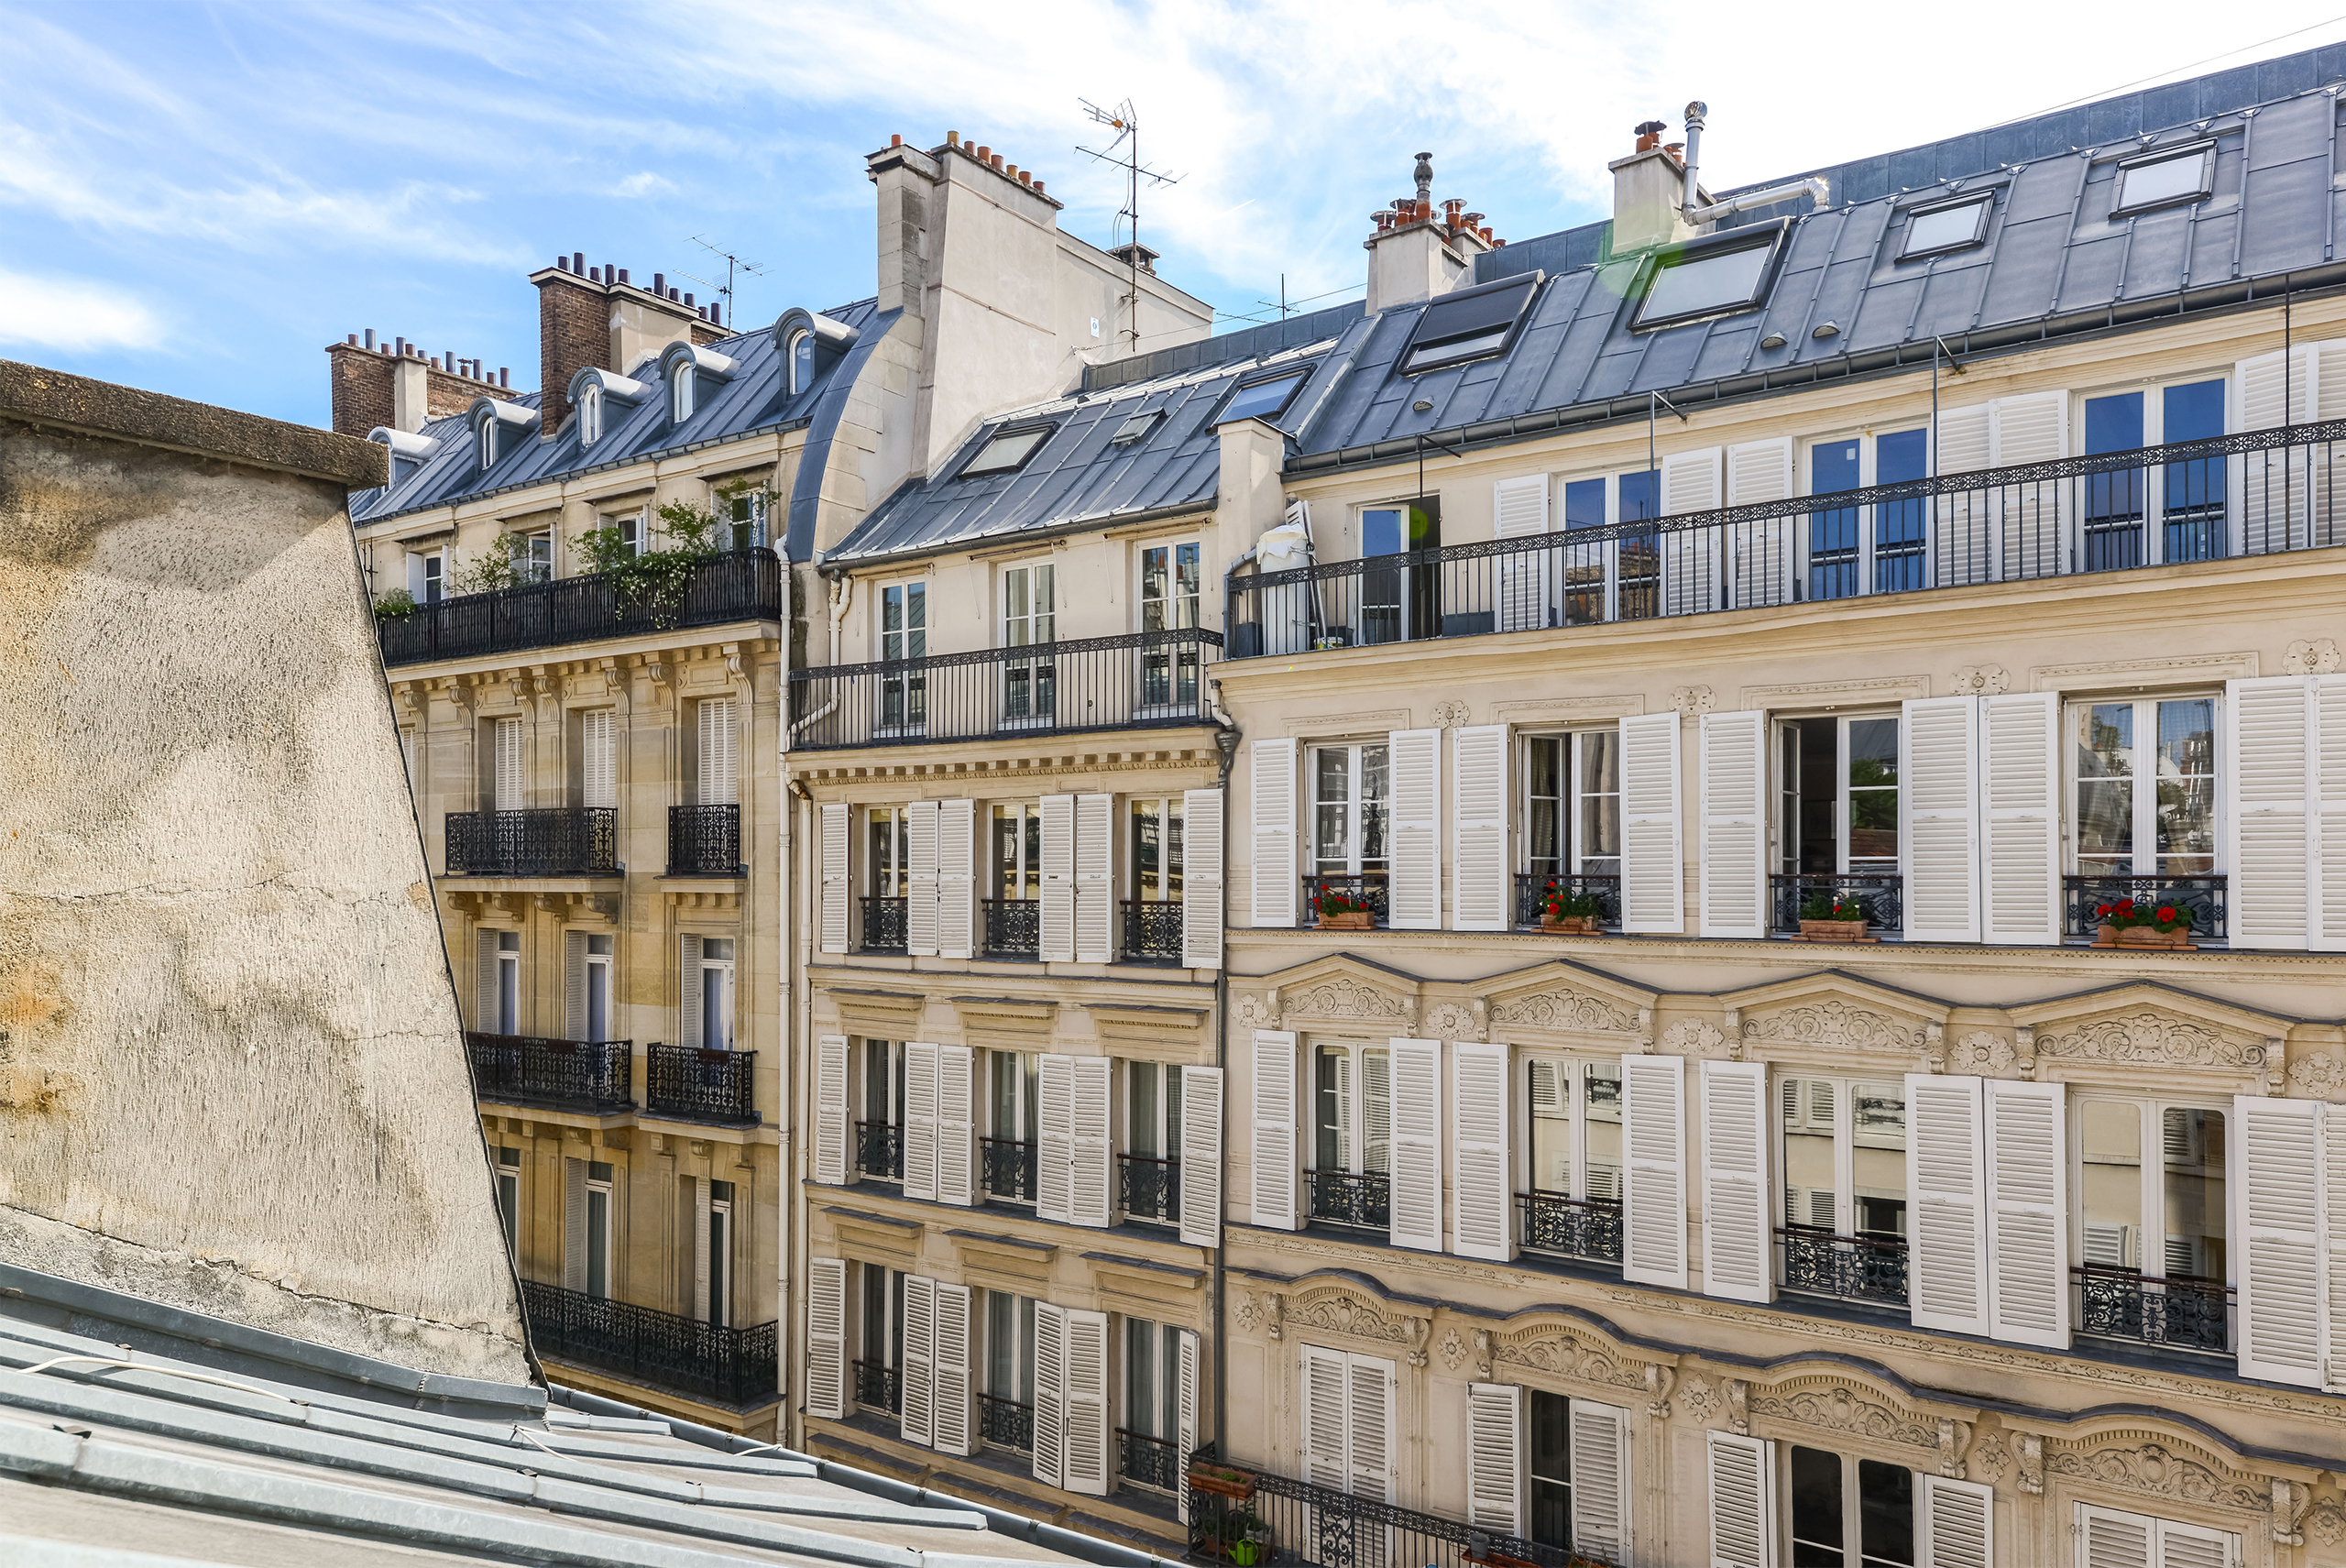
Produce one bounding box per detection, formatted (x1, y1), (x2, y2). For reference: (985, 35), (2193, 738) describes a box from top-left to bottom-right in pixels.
(1630, 224), (1787, 333)
(1220, 372), (1308, 422)
(1112, 409), (1164, 444)
(960, 424), (1051, 477)
(2112, 141), (2215, 218)
(1898, 194), (1992, 261)
(1398, 275), (1539, 374)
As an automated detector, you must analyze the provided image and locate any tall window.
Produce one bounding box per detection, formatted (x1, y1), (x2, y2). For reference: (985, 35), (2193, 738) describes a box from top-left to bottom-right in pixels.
(723, 487), (765, 551)
(1787, 1446), (1914, 1567)
(1524, 730), (1621, 885)
(991, 803), (1043, 900)
(1139, 541), (1200, 707)
(2080, 378), (2226, 569)
(1805, 429), (1929, 600)
(513, 530), (552, 585)
(1122, 1316), (1183, 1481)
(1311, 743), (1390, 882)
(492, 930), (521, 1034)
(477, 419), (499, 470)
(608, 510), (646, 558)
(1777, 714), (1901, 880)
(1002, 563), (1056, 725)
(583, 1159), (613, 1299)
(2072, 696), (2217, 882)
(1359, 497), (1441, 643)
(860, 1039), (906, 1181)
(1129, 797), (1185, 903)
(1526, 1058), (1624, 1202)
(985, 1048), (1040, 1203)
(869, 806), (909, 895)
(1126, 1060), (1184, 1223)
(983, 1288), (1037, 1449)
(1529, 1390), (1573, 1549)
(672, 367), (696, 423)
(579, 383), (603, 446)
(860, 1262), (904, 1410)
(584, 933), (612, 1042)
(706, 1179), (734, 1327)
(1780, 1076), (1908, 1303)
(697, 938), (735, 1051)
(495, 1146), (521, 1260)
(879, 580), (927, 734)
(787, 329), (814, 395)
(414, 551), (445, 605)
(1314, 1041), (1390, 1177)
(1562, 469), (1660, 624)
(2076, 1099), (2229, 1344)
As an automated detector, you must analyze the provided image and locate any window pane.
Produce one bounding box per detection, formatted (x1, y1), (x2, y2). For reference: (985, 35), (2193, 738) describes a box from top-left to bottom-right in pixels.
(1852, 1083), (1907, 1241)
(1618, 470), (1659, 521)
(2165, 1108), (2228, 1280)
(1315, 749), (1351, 872)
(1528, 738), (1563, 876)
(1132, 799), (1163, 901)
(1528, 1388), (1573, 1550)
(2120, 149), (2209, 211)
(1902, 199), (1987, 256)
(2080, 1102), (2144, 1269)
(1316, 1047), (1350, 1169)
(586, 1189), (609, 1299)
(1584, 1064), (1623, 1202)
(2155, 698), (2216, 875)
(964, 428), (1047, 476)
(1131, 1062), (1161, 1159)
(1563, 477), (1607, 529)
(1783, 1079), (1836, 1231)
(2164, 379), (2224, 444)
(1362, 1047), (1391, 1175)
(1529, 1061), (1571, 1192)
(1223, 374), (1304, 423)
(1847, 718), (1899, 870)
(2076, 704), (2135, 877)
(1125, 1319), (1156, 1436)
(1857, 1459), (1915, 1566)
(2085, 391), (2145, 455)
(1641, 241), (1775, 323)
(988, 1291), (1014, 1394)
(1363, 508), (1405, 558)
(1360, 745), (1390, 869)
(1789, 1445), (1844, 1564)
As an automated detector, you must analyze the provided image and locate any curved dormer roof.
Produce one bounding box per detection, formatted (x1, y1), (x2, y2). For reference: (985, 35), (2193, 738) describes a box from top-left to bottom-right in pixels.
(773, 306), (861, 360)
(366, 427), (444, 460)
(470, 397), (541, 435)
(658, 341), (738, 387)
(565, 367), (650, 408)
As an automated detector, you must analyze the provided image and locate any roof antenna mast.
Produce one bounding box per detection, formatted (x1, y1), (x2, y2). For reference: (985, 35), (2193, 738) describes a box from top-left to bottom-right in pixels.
(1076, 98), (1182, 356)
(684, 236), (768, 328)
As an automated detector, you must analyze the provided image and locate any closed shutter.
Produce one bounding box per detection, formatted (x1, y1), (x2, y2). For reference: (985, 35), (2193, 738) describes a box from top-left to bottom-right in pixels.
(1917, 1475), (1992, 1568)
(697, 697), (739, 806)
(1906, 1074), (1990, 1336)
(677, 934), (703, 1049)
(2330, 1102), (2346, 1393)
(1036, 1054), (1074, 1224)
(1299, 1343), (1349, 1492)
(1568, 1401), (1631, 1563)
(1989, 390), (2066, 581)
(1935, 403), (1993, 585)
(1176, 1330), (1200, 1527)
(1074, 793), (1114, 963)
(1040, 794), (1076, 962)
(1705, 1431), (1776, 1568)
(1251, 738), (1299, 927)
(804, 1255), (847, 1420)
(1979, 692), (2060, 946)
(1183, 787), (1224, 969)
(692, 1178), (711, 1322)
(1388, 729), (1442, 929)
(904, 800), (940, 957)
(1700, 1060), (1772, 1302)
(937, 798), (977, 960)
(1251, 1030), (1300, 1229)
(1493, 474), (1551, 633)
(901, 1042), (939, 1202)
(562, 930), (587, 1039)
(1387, 1037), (1443, 1252)
(2227, 676), (2312, 950)
(1698, 709), (1767, 938)
(1619, 712), (1684, 934)
(1659, 445), (1725, 616)
(1347, 1352), (1395, 1501)
(1452, 1041), (1513, 1262)
(476, 929), (499, 1030)
(1060, 1308), (1112, 1497)
(1069, 1056), (1113, 1228)
(2235, 346), (2313, 554)
(2314, 676), (2346, 950)
(1725, 435), (1795, 609)
(1622, 1053), (1689, 1288)
(1901, 696), (1980, 941)
(1465, 1381), (1526, 1534)
(2233, 1093), (2322, 1386)
(582, 709), (615, 810)
(2154, 1520), (2237, 1568)
(1985, 1080), (2069, 1348)
(1452, 725), (1510, 930)
(494, 717), (524, 812)
(1032, 1301), (1067, 1489)
(819, 804), (850, 954)
(900, 1275), (937, 1449)
(815, 1036), (850, 1185)
(561, 1157), (586, 1290)
(932, 1282), (974, 1456)
(2076, 1505), (2154, 1568)
(937, 1045), (975, 1206)
(1178, 1065), (1225, 1247)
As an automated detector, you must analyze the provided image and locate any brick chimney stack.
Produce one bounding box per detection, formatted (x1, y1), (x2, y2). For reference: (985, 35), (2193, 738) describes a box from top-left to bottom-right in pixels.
(534, 256), (608, 434)
(324, 331), (513, 437)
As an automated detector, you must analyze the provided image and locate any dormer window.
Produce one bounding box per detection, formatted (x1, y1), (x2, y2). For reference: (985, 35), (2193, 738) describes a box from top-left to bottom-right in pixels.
(477, 419), (498, 470)
(672, 370), (695, 424)
(788, 330), (813, 396)
(580, 384), (603, 446)
(467, 399), (538, 472)
(2112, 141), (2216, 218)
(659, 342), (737, 428)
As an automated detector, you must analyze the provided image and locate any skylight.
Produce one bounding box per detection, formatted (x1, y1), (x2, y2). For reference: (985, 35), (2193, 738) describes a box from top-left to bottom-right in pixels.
(1399, 276), (1539, 374)
(1631, 227), (1786, 332)
(1899, 196), (1991, 261)
(1112, 410), (1163, 444)
(1221, 373), (1307, 423)
(2113, 142), (2214, 217)
(960, 425), (1051, 477)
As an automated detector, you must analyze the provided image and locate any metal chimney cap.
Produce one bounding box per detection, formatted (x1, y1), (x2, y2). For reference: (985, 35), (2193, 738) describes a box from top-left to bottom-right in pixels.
(1685, 100), (1708, 126)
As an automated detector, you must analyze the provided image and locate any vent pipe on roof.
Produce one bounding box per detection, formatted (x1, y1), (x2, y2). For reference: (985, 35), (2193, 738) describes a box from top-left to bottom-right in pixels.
(1679, 100), (1831, 227)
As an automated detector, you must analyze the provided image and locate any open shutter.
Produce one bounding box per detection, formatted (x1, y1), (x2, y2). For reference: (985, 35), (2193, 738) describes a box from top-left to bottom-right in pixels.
(563, 930), (586, 1039)
(815, 1035), (850, 1184)
(2233, 1093), (2323, 1386)
(1452, 724), (1510, 930)
(1901, 696), (1980, 941)
(1251, 1030), (1300, 1229)
(1036, 1054), (1074, 1224)
(1989, 391), (2066, 581)
(1698, 709), (1767, 938)
(1387, 1037), (1443, 1251)
(1388, 729), (1442, 929)
(2235, 346), (2313, 554)
(1176, 1330), (1200, 1527)
(901, 1041), (939, 1202)
(1619, 713), (1684, 933)
(1040, 794), (1076, 962)
(1659, 445), (1724, 616)
(937, 1045), (975, 1206)
(904, 800), (939, 957)
(932, 1282), (974, 1456)
(1299, 1343), (1349, 1491)
(1184, 787), (1224, 969)
(1074, 793), (1114, 963)
(1568, 1401), (1632, 1563)
(899, 1274), (935, 1445)
(1979, 692), (2060, 946)
(1061, 1308), (1112, 1496)
(1069, 1056), (1113, 1228)
(1706, 1431), (1776, 1568)
(804, 1255), (847, 1420)
(819, 804), (850, 954)
(2227, 676), (2312, 950)
(475, 930), (499, 1031)
(1251, 738), (1299, 927)
(494, 717), (524, 811)
(1985, 1080), (2069, 1348)
(2314, 676), (2346, 950)
(1031, 1302), (1067, 1489)
(678, 934), (703, 1049)
(1935, 403), (1993, 585)
(1725, 435), (1795, 609)
(1466, 1381), (1526, 1534)
(1622, 1053), (1689, 1288)
(1906, 1074), (1990, 1335)
(562, 1157), (586, 1291)
(1494, 474), (1551, 633)
(1700, 1060), (1772, 1302)
(1347, 1353), (1395, 1501)
(581, 708), (615, 811)
(937, 799), (977, 960)
(1178, 1066), (1225, 1247)
(1917, 1475), (1992, 1568)
(1452, 1041), (1514, 1261)
(693, 1178), (711, 1322)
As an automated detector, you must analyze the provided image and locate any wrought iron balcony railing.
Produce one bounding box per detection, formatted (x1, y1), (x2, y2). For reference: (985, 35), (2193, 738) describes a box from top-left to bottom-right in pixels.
(2073, 1264), (2233, 1354)
(1513, 872), (1622, 930)
(860, 896), (908, 952)
(1779, 1226), (1910, 1307)
(981, 1136), (1038, 1203)
(978, 1391), (1034, 1453)
(788, 628), (1223, 751)
(1226, 421), (2346, 659)
(519, 1279), (776, 1409)
(667, 804), (741, 876)
(1305, 1168), (1390, 1232)
(853, 1358), (900, 1415)
(1120, 899), (1185, 963)
(644, 1043), (756, 1124)
(855, 1120), (904, 1181)
(982, 898), (1040, 958)
(1300, 873), (1387, 929)
(1770, 872), (1904, 935)
(445, 807), (617, 877)
(1517, 1191), (1624, 1265)
(1119, 1428), (1182, 1493)
(2063, 874), (2227, 942)
(380, 548), (783, 667)
(1119, 1154), (1180, 1224)
(466, 1032), (631, 1113)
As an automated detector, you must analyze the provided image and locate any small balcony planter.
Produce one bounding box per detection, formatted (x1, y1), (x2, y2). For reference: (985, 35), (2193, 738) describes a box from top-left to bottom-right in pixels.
(1537, 882), (1606, 934)
(1315, 891), (1376, 930)
(1189, 1463), (1258, 1501)
(2092, 897), (2195, 949)
(1794, 893), (1874, 943)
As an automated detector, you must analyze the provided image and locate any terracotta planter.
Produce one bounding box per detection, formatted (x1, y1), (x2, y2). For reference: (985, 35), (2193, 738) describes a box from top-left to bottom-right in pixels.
(1317, 911), (1374, 930)
(2095, 922), (2117, 946)
(2114, 925), (2192, 949)
(1189, 1469), (1257, 1500)
(1799, 918), (1871, 942)
(1541, 915), (1603, 934)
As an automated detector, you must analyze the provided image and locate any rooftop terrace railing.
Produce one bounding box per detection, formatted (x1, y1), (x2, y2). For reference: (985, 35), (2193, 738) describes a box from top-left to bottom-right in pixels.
(378, 549), (782, 666)
(1226, 422), (2346, 657)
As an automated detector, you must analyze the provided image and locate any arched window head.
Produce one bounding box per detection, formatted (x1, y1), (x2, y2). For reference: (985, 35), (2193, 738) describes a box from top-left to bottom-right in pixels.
(788, 330), (813, 396)
(672, 368), (695, 424)
(580, 383), (603, 446)
(477, 418), (498, 470)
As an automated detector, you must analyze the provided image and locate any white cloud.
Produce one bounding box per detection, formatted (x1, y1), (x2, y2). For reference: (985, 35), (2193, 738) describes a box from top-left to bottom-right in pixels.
(0, 267), (159, 351)
(612, 171), (678, 198)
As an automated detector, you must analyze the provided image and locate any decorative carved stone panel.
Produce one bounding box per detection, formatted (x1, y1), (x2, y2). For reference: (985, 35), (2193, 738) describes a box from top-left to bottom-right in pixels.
(1751, 1382), (1938, 1451)
(1741, 1001), (1925, 1057)
(2034, 1011), (2266, 1071)
(2041, 1437), (2265, 1512)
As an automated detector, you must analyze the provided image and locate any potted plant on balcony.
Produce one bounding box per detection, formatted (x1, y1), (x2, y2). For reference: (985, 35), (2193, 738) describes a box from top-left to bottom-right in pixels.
(1539, 883), (1605, 935)
(1797, 892), (1875, 943)
(372, 587), (418, 620)
(2093, 897), (2194, 949)
(1189, 1461), (1259, 1501)
(1315, 889), (1375, 930)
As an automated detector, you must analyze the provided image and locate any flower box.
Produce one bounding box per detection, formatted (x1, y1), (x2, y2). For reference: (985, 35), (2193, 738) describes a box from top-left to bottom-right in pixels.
(1189, 1466), (1258, 1500)
(1797, 919), (1875, 943)
(1317, 911), (1375, 930)
(2091, 898), (2195, 948)
(1541, 915), (1603, 935)
(2095, 924), (2193, 950)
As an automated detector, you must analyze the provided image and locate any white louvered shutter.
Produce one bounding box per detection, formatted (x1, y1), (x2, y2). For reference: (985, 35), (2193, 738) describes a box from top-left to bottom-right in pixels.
(932, 1282), (974, 1456)
(2233, 1093), (2323, 1386)
(2235, 346), (2313, 554)
(1979, 692), (2060, 945)
(493, 717), (524, 811)
(901, 1041), (939, 1201)
(1452, 1041), (1513, 1262)
(1906, 1074), (1990, 1336)
(1299, 1343), (1349, 1492)
(1388, 729), (1442, 929)
(1387, 1037), (1443, 1252)
(936, 798), (977, 960)
(1251, 738), (1299, 927)
(2154, 1520), (2236, 1568)
(1040, 794), (1076, 962)
(937, 1045), (975, 1206)
(898, 1274), (935, 1446)
(2314, 675), (2346, 950)
(1060, 1308), (1112, 1497)
(562, 930), (586, 1039)
(1070, 1056), (1113, 1228)
(2228, 676), (2312, 949)
(1452, 725), (1510, 930)
(697, 697), (740, 806)
(1074, 793), (1114, 962)
(819, 804), (850, 954)
(1725, 435), (1795, 609)
(677, 934), (703, 1049)
(904, 800), (940, 957)
(815, 1035), (850, 1184)
(2077, 1505), (2154, 1568)
(1252, 1029), (1300, 1228)
(1031, 1301), (1067, 1489)
(1985, 1080), (2069, 1348)
(1178, 1065), (1225, 1247)
(1568, 1401), (1632, 1563)
(804, 1255), (847, 1420)
(2330, 1102), (2346, 1391)
(582, 708), (615, 810)
(692, 1179), (711, 1322)
(1988, 390), (2067, 581)
(1183, 787), (1224, 969)
(1935, 403), (1994, 585)
(562, 1157), (586, 1291)
(1036, 1054), (1074, 1224)
(1901, 696), (1980, 942)
(1622, 1053), (1689, 1288)
(475, 929), (499, 1029)
(1917, 1475), (1992, 1568)
(1175, 1330), (1200, 1527)
(1659, 445), (1725, 617)
(1619, 712), (1684, 934)
(1698, 709), (1767, 938)
(1466, 1381), (1526, 1534)
(1348, 1353), (1395, 1501)
(1706, 1431), (1776, 1568)
(1493, 474), (1551, 633)
(1700, 1060), (1772, 1302)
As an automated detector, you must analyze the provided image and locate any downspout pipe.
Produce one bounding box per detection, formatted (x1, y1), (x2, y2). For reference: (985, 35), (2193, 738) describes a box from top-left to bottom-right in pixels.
(788, 570), (853, 740)
(1680, 100), (1830, 227)
(1210, 720), (1241, 1467)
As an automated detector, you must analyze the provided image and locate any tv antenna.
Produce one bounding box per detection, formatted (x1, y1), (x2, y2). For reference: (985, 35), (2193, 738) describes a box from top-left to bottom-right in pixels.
(1076, 98), (1181, 354)
(685, 236), (767, 326)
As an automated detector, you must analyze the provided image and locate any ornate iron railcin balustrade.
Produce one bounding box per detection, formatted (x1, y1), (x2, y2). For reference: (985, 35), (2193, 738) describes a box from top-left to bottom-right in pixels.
(644, 1044), (756, 1124)
(466, 1033), (631, 1113)
(518, 1280), (776, 1408)
(1119, 1428), (1182, 1492)
(981, 1137), (1038, 1203)
(1119, 1155), (1180, 1224)
(1770, 872), (1905, 935)
(978, 1392), (1034, 1453)
(982, 899), (1041, 958)
(380, 548), (783, 666)
(1517, 1191), (1624, 1264)
(667, 804), (741, 876)
(1778, 1226), (1910, 1307)
(445, 807), (617, 876)
(1121, 899), (1185, 962)
(852, 1358), (900, 1415)
(1305, 1169), (1391, 1232)
(1512, 873), (1623, 930)
(2073, 1264), (2233, 1354)
(1301, 874), (1388, 929)
(2062, 874), (2228, 942)
(861, 896), (908, 952)
(855, 1120), (904, 1180)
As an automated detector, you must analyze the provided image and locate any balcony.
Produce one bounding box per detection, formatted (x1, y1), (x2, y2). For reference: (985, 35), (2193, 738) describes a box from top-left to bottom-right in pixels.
(466, 1032), (631, 1113)
(667, 804), (741, 876)
(1770, 872), (1904, 937)
(1300, 874), (1387, 930)
(855, 1119), (904, 1181)
(853, 1358), (900, 1416)
(519, 1279), (776, 1409)
(2073, 1264), (2233, 1355)
(1119, 1427), (1182, 1493)
(978, 1391), (1034, 1453)
(1226, 422), (2341, 659)
(378, 548), (783, 667)
(1305, 1168), (1389, 1232)
(860, 896), (908, 953)
(445, 807), (617, 877)
(644, 1044), (756, 1124)
(1119, 1154), (1180, 1225)
(1778, 1226), (1909, 1308)
(1121, 898), (1184, 963)
(1517, 1191), (1623, 1265)
(1512, 872), (1621, 932)
(981, 898), (1040, 959)
(2063, 873), (2227, 944)
(787, 627), (1222, 750)
(981, 1136), (1038, 1204)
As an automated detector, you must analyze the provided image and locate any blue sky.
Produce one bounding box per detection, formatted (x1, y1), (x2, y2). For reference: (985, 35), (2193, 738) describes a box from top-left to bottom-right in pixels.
(5, 1), (2344, 428)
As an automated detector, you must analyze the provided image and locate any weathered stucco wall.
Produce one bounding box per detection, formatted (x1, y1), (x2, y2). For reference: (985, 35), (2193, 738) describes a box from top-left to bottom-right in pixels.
(0, 362), (532, 1386)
